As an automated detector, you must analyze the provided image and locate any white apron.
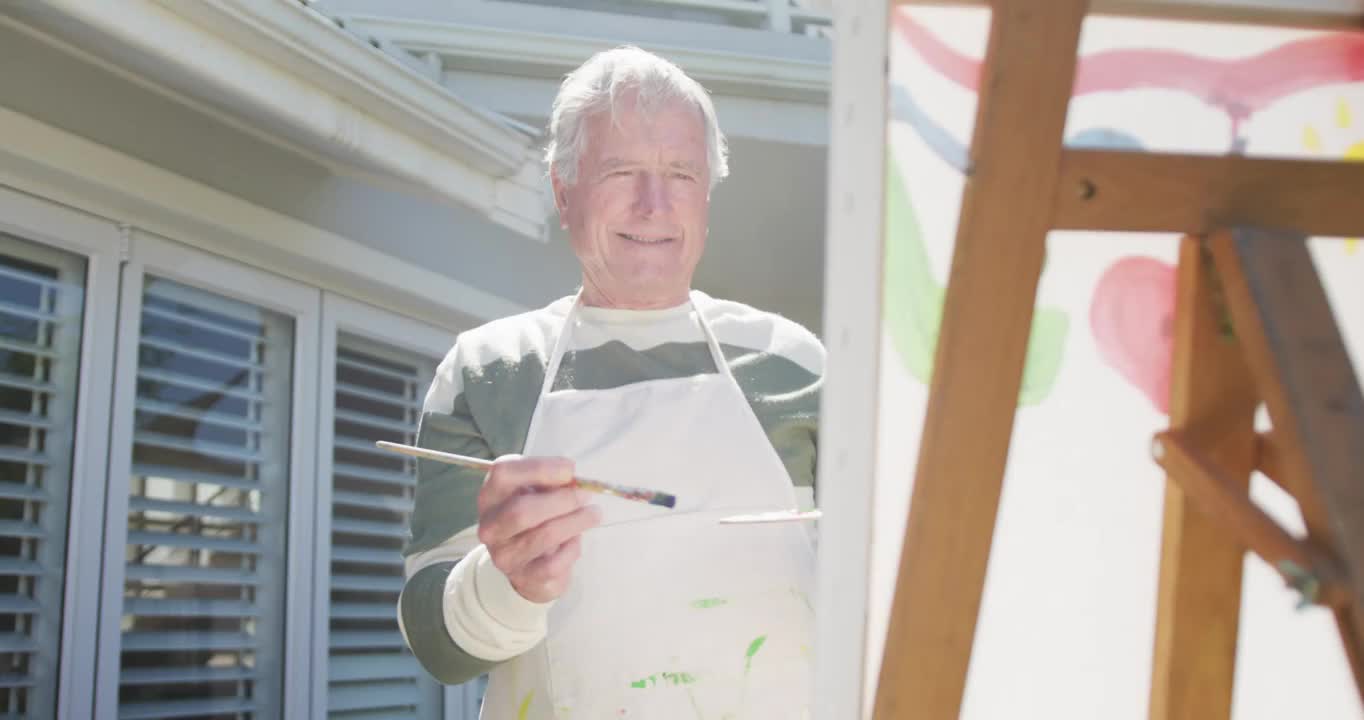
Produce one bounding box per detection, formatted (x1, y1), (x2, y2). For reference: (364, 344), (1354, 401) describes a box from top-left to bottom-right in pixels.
(479, 292), (815, 719)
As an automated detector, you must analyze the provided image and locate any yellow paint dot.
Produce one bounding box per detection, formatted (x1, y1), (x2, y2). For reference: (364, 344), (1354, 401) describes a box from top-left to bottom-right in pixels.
(1337, 98), (1353, 129)
(1340, 143), (1362, 253)
(1304, 125), (1323, 152)
(1343, 143), (1362, 253)
(518, 691), (534, 720)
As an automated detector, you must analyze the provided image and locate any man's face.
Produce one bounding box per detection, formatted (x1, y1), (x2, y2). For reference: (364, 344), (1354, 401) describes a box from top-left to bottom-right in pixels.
(553, 94), (711, 309)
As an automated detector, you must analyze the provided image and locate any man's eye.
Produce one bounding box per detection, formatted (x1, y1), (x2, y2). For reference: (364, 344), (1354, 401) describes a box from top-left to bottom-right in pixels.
(671, 172), (695, 182)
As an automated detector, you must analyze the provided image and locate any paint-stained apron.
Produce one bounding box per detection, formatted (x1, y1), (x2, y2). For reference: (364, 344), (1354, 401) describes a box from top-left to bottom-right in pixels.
(479, 291), (815, 719)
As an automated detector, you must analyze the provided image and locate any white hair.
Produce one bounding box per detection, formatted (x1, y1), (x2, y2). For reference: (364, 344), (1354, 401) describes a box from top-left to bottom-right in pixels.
(545, 46), (729, 190)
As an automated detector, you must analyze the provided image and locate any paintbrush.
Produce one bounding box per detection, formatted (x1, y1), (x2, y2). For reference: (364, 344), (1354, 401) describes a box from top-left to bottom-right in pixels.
(375, 440), (677, 509)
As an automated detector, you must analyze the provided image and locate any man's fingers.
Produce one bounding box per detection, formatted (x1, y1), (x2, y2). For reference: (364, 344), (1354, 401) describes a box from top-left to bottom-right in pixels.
(477, 486), (581, 547)
(478, 455), (576, 513)
(522, 535), (582, 582)
(509, 536), (583, 603)
(488, 504), (601, 577)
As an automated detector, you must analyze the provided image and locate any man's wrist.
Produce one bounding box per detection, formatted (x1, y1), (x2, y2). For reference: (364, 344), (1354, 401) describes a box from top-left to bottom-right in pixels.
(440, 545), (552, 661)
(470, 545), (556, 629)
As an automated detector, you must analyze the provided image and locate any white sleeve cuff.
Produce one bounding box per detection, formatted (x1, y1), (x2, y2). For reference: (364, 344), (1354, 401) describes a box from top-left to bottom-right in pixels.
(442, 544), (553, 662)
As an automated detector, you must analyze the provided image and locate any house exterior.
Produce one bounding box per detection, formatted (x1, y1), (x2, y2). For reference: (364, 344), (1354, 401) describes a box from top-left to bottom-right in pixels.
(0, 1), (830, 718)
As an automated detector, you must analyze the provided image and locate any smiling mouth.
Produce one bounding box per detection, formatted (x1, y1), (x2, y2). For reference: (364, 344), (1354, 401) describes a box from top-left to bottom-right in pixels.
(618, 233), (675, 245)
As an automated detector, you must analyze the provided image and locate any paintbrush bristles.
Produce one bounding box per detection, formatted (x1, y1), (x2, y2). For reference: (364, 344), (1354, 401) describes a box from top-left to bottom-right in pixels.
(649, 494), (678, 509)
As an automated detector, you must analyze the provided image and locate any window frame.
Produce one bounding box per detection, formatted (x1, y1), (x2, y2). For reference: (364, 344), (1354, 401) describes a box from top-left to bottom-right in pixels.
(313, 292), (469, 718)
(0, 185), (123, 720)
(94, 229), (322, 720)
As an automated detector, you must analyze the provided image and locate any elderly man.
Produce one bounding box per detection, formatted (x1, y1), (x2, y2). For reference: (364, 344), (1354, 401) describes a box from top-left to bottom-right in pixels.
(397, 46), (823, 719)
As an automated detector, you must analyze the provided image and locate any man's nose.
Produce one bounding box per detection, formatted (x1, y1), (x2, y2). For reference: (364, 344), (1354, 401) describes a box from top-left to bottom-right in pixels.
(634, 173), (670, 215)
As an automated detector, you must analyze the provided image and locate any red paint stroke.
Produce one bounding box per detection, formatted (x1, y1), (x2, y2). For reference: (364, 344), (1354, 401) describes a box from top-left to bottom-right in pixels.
(1090, 257), (1176, 413)
(893, 12), (1364, 120)
(894, 11), (983, 92)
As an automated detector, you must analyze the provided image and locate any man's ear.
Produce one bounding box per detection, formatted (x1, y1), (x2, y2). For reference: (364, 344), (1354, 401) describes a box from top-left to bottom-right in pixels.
(549, 169), (574, 230)
(549, 169), (569, 214)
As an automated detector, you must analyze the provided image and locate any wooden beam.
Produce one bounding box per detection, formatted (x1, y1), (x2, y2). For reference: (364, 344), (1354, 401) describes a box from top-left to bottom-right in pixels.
(1153, 431), (1350, 608)
(1148, 236), (1258, 720)
(891, 0), (1364, 29)
(872, 1), (1089, 718)
(1209, 227), (1364, 699)
(1254, 431), (1295, 496)
(1053, 151), (1364, 238)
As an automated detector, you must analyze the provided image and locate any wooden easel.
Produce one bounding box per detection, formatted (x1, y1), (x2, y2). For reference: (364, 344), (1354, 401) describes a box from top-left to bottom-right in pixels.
(1147, 228), (1363, 716)
(872, 1), (1364, 718)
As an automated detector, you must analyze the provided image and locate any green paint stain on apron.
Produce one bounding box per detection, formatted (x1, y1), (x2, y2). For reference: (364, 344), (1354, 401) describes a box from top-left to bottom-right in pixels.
(631, 672), (697, 688)
(737, 635), (769, 716)
(517, 691), (533, 720)
(744, 635), (767, 673)
(691, 597), (728, 609)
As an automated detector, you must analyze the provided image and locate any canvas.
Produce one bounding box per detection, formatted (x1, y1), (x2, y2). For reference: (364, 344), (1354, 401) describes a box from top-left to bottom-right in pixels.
(858, 7), (1364, 719)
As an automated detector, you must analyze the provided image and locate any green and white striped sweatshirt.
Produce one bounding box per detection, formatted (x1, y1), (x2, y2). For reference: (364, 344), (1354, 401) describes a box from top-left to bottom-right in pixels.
(397, 291), (824, 686)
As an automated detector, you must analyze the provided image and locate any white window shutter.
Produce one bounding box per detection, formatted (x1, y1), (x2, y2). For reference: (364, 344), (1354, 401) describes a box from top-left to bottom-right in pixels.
(117, 277), (294, 719)
(0, 235), (86, 719)
(327, 336), (443, 719)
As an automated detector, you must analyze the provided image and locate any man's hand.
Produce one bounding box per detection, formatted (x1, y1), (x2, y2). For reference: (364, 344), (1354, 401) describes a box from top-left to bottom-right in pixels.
(476, 455), (601, 603)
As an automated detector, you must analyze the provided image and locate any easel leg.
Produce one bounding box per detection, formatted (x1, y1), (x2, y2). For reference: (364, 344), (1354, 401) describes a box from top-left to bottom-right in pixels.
(1209, 228), (1364, 700)
(1337, 611), (1364, 698)
(1149, 236), (1259, 720)
(871, 1), (1088, 717)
